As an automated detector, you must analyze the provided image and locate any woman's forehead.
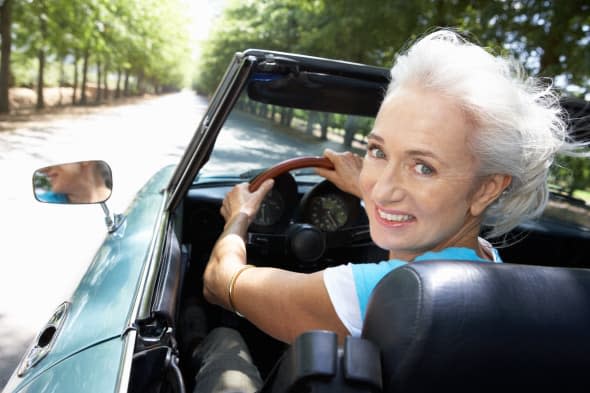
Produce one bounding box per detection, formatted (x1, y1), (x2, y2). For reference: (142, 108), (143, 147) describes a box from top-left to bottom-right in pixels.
(376, 90), (473, 144)
(373, 89), (478, 168)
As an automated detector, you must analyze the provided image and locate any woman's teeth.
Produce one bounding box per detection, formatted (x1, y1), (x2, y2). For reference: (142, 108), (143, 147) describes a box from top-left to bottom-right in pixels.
(378, 210), (414, 222)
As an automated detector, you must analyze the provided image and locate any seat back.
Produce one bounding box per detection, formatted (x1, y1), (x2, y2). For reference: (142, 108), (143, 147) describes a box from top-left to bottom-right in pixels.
(362, 261), (590, 393)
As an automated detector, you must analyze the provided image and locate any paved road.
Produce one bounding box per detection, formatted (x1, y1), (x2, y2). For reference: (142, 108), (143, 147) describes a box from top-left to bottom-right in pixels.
(0, 91), (205, 388)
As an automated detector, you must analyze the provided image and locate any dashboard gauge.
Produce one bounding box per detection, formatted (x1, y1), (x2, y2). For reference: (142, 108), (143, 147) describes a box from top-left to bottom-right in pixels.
(308, 193), (348, 231)
(253, 188), (284, 226)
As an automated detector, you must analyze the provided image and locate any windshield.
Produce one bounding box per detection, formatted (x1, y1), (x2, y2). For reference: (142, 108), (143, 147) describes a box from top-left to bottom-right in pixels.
(199, 90), (373, 178)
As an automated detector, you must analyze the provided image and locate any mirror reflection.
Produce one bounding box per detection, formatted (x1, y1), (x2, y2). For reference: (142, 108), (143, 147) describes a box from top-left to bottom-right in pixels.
(33, 160), (113, 204)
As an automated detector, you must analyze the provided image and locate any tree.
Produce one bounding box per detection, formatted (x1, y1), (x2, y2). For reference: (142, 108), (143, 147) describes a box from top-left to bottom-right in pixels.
(465, 1), (590, 90)
(0, 0), (12, 113)
(7, 0), (191, 109)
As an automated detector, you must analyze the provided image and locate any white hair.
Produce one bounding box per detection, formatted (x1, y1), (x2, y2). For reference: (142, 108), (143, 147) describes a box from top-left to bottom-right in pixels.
(387, 29), (586, 238)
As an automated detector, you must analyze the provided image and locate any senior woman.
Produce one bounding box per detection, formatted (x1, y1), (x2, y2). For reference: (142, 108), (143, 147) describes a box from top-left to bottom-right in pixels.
(196, 29), (582, 392)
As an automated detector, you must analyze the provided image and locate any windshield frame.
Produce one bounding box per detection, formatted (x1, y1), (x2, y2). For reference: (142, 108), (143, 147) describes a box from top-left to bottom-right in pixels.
(166, 50), (390, 212)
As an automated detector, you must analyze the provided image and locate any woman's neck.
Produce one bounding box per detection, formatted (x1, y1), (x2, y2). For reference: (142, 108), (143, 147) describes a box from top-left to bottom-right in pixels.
(388, 221), (486, 261)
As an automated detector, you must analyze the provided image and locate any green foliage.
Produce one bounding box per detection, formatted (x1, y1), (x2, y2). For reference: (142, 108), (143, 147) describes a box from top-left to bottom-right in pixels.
(550, 155), (590, 196)
(196, 0), (589, 94)
(8, 0), (192, 94)
(194, 0), (590, 191)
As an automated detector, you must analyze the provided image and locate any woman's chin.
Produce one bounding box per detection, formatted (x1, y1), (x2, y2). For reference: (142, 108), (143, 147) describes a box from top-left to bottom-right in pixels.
(372, 236), (409, 255)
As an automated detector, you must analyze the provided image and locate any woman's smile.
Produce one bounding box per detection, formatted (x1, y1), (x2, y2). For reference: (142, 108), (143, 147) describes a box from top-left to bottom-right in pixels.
(375, 206), (416, 227)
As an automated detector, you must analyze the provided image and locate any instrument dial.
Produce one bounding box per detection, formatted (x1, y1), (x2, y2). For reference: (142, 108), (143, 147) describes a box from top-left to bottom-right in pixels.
(253, 188), (284, 226)
(308, 193), (348, 231)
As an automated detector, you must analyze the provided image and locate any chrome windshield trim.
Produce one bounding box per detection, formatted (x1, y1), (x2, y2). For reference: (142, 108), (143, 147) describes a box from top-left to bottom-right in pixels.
(115, 329), (137, 393)
(165, 53), (258, 212)
(126, 193), (169, 326)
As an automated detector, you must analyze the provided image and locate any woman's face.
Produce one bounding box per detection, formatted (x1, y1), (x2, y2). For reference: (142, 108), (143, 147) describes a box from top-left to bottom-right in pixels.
(43, 163), (83, 194)
(359, 86), (486, 260)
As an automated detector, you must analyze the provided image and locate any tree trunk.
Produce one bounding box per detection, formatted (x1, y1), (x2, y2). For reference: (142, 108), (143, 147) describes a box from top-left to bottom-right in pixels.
(115, 68), (121, 99)
(306, 111), (318, 135)
(0, 0), (13, 113)
(58, 56), (66, 106)
(95, 60), (102, 103)
(136, 71), (143, 95)
(320, 113), (330, 140)
(80, 47), (89, 105)
(286, 108), (294, 127)
(343, 115), (358, 147)
(103, 63), (109, 100)
(36, 4), (48, 111)
(123, 69), (130, 96)
(36, 49), (45, 110)
(72, 55), (78, 105)
(280, 108), (294, 126)
(136, 73), (140, 94)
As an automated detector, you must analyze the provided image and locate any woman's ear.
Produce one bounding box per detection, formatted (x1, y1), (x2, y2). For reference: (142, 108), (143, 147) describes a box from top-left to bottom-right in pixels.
(470, 174), (512, 217)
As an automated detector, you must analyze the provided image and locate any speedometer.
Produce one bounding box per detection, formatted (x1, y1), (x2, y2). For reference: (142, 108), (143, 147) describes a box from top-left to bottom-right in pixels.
(308, 193), (348, 231)
(253, 188), (284, 226)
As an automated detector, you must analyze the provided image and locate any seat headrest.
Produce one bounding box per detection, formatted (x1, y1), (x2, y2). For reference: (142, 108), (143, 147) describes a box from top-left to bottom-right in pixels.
(362, 261), (590, 393)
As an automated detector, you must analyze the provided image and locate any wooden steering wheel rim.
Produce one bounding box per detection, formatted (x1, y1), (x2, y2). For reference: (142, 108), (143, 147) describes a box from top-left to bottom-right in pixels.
(249, 156), (334, 192)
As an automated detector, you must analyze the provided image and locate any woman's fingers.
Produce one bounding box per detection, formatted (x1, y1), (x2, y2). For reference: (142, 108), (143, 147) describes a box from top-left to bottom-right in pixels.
(220, 179), (275, 222)
(316, 149), (363, 197)
(252, 178), (274, 201)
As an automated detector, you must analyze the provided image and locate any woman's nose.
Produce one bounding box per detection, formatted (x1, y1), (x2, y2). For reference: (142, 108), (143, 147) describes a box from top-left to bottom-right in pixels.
(371, 163), (406, 203)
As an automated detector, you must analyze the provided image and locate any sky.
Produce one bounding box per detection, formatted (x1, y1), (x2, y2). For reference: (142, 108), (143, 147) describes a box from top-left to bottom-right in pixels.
(184, 0), (227, 59)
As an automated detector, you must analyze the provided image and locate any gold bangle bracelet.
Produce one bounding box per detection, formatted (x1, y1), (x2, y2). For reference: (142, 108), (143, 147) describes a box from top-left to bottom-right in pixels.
(227, 265), (255, 317)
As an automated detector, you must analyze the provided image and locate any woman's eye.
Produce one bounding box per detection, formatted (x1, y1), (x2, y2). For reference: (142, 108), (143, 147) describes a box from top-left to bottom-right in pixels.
(368, 147), (385, 159)
(414, 163), (434, 175)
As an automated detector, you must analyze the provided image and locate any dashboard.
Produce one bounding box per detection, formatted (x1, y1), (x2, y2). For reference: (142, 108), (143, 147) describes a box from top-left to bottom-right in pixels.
(250, 173), (362, 233)
(184, 173), (384, 271)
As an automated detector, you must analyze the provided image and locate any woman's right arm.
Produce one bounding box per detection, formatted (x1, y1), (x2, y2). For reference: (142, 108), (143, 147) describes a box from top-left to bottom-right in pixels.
(202, 180), (350, 343)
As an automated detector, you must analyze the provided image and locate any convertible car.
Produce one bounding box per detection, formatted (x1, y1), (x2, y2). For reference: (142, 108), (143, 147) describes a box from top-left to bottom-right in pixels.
(4, 50), (590, 393)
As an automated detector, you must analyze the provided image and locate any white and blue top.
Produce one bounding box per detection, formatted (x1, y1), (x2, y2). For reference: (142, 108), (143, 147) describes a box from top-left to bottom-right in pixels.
(323, 238), (502, 337)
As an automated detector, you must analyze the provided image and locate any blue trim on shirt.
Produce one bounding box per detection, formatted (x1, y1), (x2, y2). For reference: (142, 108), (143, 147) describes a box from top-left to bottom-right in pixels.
(352, 247), (501, 319)
(38, 191), (69, 203)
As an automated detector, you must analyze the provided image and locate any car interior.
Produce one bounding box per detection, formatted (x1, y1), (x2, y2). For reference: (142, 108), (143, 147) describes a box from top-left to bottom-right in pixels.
(127, 52), (590, 393)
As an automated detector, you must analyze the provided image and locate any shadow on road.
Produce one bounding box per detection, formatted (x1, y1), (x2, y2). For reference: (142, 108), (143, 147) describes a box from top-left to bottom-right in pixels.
(0, 95), (158, 132)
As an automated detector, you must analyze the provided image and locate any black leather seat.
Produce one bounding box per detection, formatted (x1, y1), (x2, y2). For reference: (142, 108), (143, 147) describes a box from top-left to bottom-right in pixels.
(362, 261), (590, 393)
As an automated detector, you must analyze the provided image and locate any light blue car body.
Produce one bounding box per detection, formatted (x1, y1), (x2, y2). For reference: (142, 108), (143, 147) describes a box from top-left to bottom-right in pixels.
(4, 166), (175, 393)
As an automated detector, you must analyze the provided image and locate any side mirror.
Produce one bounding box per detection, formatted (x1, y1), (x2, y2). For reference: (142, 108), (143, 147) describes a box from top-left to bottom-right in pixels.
(33, 160), (113, 205)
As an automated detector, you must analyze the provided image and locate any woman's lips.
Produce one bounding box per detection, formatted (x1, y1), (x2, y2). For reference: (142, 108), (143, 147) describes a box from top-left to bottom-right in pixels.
(374, 206), (416, 227)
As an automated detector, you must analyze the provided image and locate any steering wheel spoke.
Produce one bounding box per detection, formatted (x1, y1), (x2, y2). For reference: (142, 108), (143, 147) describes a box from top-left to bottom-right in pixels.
(325, 225), (372, 249)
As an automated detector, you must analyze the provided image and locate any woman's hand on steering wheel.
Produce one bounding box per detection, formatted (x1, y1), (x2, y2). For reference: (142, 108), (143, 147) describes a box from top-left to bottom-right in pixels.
(315, 149), (363, 198)
(221, 179), (275, 226)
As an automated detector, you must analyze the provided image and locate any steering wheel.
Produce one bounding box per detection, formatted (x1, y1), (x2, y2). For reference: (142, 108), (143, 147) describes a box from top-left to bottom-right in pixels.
(247, 156), (372, 265)
(248, 156), (334, 192)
